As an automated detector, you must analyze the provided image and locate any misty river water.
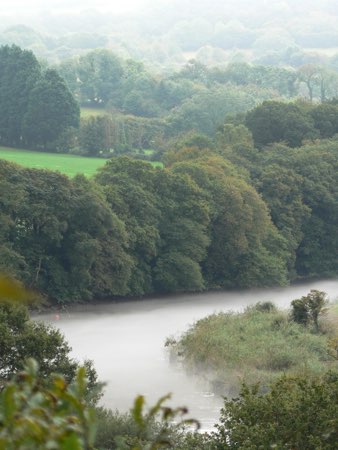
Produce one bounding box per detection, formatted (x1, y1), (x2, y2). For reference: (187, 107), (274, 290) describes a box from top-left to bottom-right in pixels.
(39, 279), (338, 431)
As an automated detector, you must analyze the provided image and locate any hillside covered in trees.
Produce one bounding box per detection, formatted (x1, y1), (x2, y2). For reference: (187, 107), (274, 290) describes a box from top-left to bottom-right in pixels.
(0, 44), (337, 304)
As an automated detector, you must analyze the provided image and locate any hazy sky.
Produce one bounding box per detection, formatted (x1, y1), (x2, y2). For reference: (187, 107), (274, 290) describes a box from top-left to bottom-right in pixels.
(2, 0), (155, 14)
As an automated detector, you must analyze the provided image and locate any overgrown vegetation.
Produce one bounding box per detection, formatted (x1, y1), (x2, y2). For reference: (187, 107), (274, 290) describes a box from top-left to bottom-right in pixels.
(0, 360), (97, 450)
(213, 371), (338, 449)
(168, 296), (338, 393)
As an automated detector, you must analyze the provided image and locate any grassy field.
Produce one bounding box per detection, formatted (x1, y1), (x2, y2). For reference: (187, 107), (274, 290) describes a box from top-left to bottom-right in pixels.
(149, 161), (163, 168)
(0, 146), (163, 176)
(0, 146), (108, 177)
(143, 149), (155, 156)
(80, 107), (109, 118)
(331, 302), (338, 313)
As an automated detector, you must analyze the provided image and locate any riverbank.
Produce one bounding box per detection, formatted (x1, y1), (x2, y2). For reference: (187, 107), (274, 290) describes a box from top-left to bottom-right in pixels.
(36, 279), (338, 431)
(32, 276), (338, 315)
(167, 299), (338, 395)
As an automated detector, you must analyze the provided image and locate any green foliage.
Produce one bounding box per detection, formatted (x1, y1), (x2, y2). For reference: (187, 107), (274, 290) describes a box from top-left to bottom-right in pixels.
(151, 169), (210, 293)
(266, 142), (338, 277)
(0, 359), (97, 450)
(22, 69), (80, 149)
(0, 45), (80, 150)
(245, 100), (318, 148)
(170, 302), (334, 392)
(210, 62), (298, 97)
(291, 290), (329, 331)
(245, 99), (338, 149)
(0, 274), (37, 305)
(79, 116), (112, 155)
(96, 157), (210, 295)
(290, 298), (310, 327)
(214, 372), (338, 449)
(310, 101), (338, 138)
(0, 301), (100, 402)
(168, 84), (274, 137)
(252, 163), (311, 276)
(170, 155), (288, 288)
(95, 395), (199, 450)
(96, 158), (161, 295)
(73, 49), (123, 105)
(226, 137), (338, 280)
(2, 53), (338, 300)
(130, 394), (198, 449)
(79, 114), (166, 156)
(0, 45), (41, 148)
(0, 161), (132, 303)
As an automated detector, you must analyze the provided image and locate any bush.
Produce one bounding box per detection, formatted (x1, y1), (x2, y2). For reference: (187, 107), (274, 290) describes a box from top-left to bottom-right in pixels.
(291, 290), (329, 331)
(0, 359), (97, 449)
(214, 372), (338, 449)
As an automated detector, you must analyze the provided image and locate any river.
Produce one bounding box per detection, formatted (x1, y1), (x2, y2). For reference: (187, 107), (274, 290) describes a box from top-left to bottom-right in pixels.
(38, 279), (338, 431)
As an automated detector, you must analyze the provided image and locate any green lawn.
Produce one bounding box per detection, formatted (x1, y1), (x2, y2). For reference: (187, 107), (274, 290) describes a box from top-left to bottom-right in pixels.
(143, 149), (155, 156)
(80, 107), (109, 118)
(330, 302), (338, 318)
(0, 146), (163, 176)
(0, 147), (107, 177)
(150, 161), (163, 168)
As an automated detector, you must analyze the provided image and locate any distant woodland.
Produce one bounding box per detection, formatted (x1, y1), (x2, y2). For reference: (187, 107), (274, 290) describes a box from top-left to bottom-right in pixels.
(2, 0), (338, 71)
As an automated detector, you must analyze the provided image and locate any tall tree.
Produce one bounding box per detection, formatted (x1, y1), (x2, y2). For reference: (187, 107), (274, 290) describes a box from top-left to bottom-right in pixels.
(22, 69), (80, 149)
(0, 45), (41, 147)
(76, 49), (123, 105)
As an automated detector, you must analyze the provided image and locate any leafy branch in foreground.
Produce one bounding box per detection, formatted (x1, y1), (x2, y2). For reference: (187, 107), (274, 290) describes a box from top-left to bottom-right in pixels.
(0, 359), (97, 450)
(129, 394), (199, 450)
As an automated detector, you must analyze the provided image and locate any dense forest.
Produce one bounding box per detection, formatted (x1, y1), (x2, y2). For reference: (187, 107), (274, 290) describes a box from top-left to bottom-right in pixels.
(0, 44), (337, 304)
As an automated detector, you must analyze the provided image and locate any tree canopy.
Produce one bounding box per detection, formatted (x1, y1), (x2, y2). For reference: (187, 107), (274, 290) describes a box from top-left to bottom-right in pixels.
(0, 45), (80, 150)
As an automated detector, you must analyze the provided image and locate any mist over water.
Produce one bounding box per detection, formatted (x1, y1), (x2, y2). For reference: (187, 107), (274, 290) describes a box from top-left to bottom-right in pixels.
(39, 279), (338, 430)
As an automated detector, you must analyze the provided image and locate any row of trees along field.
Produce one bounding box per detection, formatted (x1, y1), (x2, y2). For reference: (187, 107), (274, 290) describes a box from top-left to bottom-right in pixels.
(58, 50), (338, 155)
(1, 132), (338, 304)
(4, 45), (338, 156)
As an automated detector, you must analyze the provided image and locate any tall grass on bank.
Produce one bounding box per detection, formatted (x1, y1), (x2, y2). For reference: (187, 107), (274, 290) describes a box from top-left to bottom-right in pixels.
(168, 302), (337, 395)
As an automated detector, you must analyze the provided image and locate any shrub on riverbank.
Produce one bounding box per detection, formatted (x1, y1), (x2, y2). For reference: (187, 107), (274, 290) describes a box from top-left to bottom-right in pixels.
(168, 301), (337, 394)
(214, 371), (338, 449)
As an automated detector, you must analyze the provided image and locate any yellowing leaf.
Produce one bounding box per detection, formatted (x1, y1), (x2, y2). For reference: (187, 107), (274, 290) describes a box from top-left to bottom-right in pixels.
(0, 274), (38, 305)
